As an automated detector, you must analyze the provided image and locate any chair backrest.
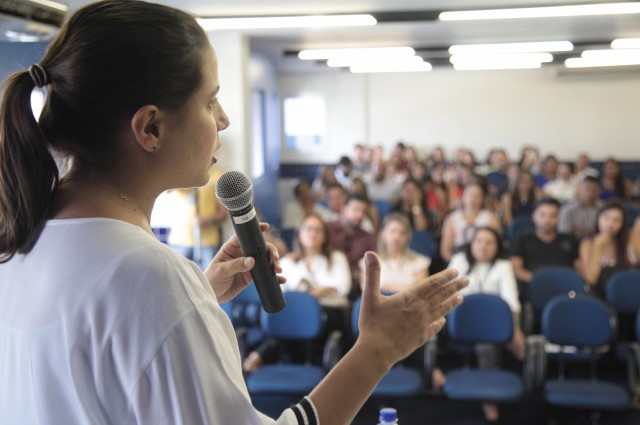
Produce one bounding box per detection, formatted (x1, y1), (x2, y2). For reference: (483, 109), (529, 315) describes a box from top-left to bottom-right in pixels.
(373, 199), (392, 220)
(261, 292), (323, 340)
(351, 297), (362, 337)
(606, 271), (640, 314)
(280, 228), (296, 252)
(409, 230), (435, 258)
(529, 267), (585, 310)
(448, 294), (514, 344)
(542, 295), (614, 348)
(234, 282), (261, 303)
(507, 215), (535, 244)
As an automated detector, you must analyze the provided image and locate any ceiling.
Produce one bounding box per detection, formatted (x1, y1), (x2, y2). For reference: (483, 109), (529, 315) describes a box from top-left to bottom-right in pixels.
(6, 0), (640, 71)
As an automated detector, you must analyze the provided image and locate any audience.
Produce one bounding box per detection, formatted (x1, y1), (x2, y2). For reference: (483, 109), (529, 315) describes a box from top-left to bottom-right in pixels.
(359, 213), (431, 294)
(282, 179), (331, 230)
(243, 213), (351, 373)
(600, 157), (632, 200)
(327, 194), (377, 297)
(534, 154), (559, 188)
(349, 177), (380, 235)
(510, 198), (581, 302)
(558, 175), (602, 239)
(447, 226), (524, 422)
(363, 161), (401, 204)
(579, 202), (640, 298)
(335, 155), (359, 188)
(311, 165), (339, 202)
(500, 169), (537, 227)
(542, 162), (577, 204)
(574, 153), (599, 181)
(440, 177), (500, 262)
(390, 177), (433, 233)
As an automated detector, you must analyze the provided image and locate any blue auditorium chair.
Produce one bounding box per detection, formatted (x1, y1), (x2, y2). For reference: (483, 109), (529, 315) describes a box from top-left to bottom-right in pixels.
(522, 267), (586, 335)
(409, 230), (436, 258)
(506, 214), (535, 245)
(442, 294), (525, 406)
(246, 292), (340, 397)
(373, 199), (392, 220)
(220, 284), (264, 358)
(541, 295), (630, 416)
(606, 270), (640, 315)
(606, 271), (640, 361)
(351, 297), (424, 397)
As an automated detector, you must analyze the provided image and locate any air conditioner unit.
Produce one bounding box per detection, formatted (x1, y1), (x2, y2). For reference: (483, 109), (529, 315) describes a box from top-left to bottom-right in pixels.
(0, 0), (68, 42)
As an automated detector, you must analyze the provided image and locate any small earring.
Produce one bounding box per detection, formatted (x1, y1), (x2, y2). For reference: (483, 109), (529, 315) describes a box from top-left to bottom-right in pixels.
(151, 144), (158, 153)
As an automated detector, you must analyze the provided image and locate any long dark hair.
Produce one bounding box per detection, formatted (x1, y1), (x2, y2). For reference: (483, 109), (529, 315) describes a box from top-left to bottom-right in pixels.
(0, 0), (209, 262)
(463, 226), (504, 274)
(595, 201), (629, 267)
(511, 169), (536, 207)
(602, 158), (626, 199)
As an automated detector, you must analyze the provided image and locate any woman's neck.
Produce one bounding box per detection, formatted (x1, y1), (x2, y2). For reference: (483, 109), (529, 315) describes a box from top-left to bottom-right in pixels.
(52, 171), (155, 235)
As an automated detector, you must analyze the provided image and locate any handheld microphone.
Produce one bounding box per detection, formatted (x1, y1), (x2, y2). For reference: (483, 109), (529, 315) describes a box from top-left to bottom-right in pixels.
(216, 171), (285, 313)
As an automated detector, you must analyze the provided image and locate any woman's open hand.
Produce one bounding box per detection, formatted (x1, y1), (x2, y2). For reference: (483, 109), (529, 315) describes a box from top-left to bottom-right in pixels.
(356, 251), (468, 367)
(204, 222), (285, 303)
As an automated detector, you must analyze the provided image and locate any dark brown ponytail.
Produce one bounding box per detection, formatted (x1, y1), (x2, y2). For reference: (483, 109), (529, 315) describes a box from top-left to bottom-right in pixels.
(0, 0), (210, 261)
(0, 72), (58, 263)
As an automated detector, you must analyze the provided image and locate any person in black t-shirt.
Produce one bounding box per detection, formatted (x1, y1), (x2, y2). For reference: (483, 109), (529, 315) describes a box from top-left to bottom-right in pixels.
(510, 198), (580, 302)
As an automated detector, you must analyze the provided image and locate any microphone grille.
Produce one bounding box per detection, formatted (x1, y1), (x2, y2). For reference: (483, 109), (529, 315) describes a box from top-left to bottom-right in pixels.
(216, 170), (253, 211)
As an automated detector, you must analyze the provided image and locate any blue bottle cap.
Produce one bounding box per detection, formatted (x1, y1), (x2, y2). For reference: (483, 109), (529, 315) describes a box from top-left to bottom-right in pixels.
(379, 407), (398, 423)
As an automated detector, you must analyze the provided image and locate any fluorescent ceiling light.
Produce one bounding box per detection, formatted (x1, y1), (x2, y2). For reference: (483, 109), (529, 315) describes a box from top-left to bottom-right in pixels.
(299, 47), (415, 60)
(440, 2), (640, 20)
(453, 62), (542, 70)
(565, 57), (640, 67)
(450, 53), (553, 64)
(349, 62), (432, 73)
(581, 49), (640, 59)
(197, 14), (375, 31)
(327, 56), (424, 67)
(29, 0), (69, 12)
(4, 30), (42, 42)
(611, 38), (640, 49)
(449, 41), (573, 55)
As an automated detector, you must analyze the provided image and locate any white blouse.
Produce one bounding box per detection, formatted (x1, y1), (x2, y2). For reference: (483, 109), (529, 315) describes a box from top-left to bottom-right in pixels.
(359, 252), (431, 293)
(281, 251), (352, 302)
(448, 252), (521, 314)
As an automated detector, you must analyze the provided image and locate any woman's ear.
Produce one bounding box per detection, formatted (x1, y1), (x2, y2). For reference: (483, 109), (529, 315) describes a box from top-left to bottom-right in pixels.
(130, 105), (162, 154)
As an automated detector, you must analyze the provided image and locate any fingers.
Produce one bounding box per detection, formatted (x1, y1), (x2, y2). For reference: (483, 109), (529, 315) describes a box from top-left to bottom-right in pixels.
(361, 251), (381, 304)
(408, 268), (464, 304)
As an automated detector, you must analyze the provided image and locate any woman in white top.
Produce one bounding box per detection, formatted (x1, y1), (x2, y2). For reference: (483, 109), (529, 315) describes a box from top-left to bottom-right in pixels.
(448, 227), (523, 354)
(360, 213), (431, 293)
(281, 213), (351, 305)
(440, 178), (501, 262)
(446, 226), (523, 423)
(0, 3), (468, 423)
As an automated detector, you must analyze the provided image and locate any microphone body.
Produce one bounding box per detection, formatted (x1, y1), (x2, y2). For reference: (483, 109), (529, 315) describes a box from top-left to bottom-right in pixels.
(216, 171), (285, 313)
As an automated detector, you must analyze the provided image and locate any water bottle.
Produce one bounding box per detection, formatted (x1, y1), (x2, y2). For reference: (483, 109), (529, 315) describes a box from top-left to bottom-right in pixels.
(378, 407), (398, 424)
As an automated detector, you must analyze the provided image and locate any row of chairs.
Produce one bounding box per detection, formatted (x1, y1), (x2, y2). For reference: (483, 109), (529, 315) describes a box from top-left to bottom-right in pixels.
(221, 270), (640, 421)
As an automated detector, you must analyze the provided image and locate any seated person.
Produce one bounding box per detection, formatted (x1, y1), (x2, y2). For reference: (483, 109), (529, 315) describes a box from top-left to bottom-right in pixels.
(243, 213), (351, 373)
(580, 201), (640, 298)
(500, 169), (537, 227)
(327, 194), (377, 297)
(440, 177), (501, 262)
(511, 198), (580, 303)
(281, 213), (351, 307)
(444, 226), (524, 423)
(558, 175), (602, 239)
(390, 177), (437, 233)
(359, 213), (430, 293)
(281, 179), (331, 230)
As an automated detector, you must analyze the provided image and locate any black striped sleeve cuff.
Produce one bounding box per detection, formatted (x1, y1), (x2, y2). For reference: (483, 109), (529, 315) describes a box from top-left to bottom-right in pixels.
(290, 396), (319, 425)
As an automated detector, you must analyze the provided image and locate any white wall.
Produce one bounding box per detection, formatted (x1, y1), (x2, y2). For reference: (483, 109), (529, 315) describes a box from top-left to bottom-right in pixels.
(279, 67), (640, 163)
